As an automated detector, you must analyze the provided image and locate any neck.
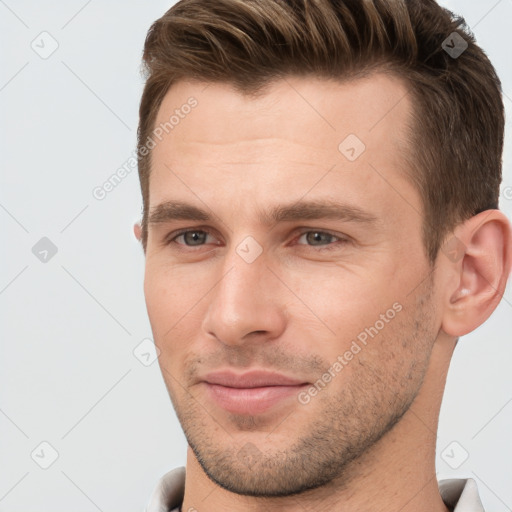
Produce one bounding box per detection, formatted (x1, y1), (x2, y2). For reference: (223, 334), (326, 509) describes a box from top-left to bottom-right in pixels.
(181, 337), (455, 512)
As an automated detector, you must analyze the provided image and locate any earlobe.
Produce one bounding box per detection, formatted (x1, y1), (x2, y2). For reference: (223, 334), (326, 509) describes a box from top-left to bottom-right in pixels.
(133, 222), (142, 241)
(441, 210), (512, 338)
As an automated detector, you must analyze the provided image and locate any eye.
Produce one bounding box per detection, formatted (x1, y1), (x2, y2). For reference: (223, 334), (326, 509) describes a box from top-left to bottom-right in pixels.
(165, 228), (349, 251)
(295, 230), (348, 250)
(168, 229), (216, 247)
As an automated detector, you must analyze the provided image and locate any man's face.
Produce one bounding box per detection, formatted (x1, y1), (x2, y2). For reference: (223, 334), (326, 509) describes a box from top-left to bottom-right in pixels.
(143, 74), (441, 495)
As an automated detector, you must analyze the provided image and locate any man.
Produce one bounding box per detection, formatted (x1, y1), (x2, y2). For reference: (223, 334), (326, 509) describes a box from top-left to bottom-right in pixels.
(133, 0), (511, 510)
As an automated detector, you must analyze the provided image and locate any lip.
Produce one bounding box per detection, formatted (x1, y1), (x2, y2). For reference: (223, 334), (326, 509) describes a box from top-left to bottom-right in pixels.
(202, 370), (309, 415)
(203, 370), (307, 388)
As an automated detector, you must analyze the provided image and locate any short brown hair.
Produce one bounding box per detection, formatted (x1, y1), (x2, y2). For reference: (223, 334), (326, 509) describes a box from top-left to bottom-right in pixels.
(137, 0), (504, 264)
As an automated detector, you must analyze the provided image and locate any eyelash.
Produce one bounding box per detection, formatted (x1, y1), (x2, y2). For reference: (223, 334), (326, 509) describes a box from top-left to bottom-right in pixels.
(165, 228), (350, 252)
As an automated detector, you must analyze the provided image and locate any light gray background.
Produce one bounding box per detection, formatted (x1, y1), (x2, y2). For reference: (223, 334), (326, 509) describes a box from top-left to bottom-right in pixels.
(1, 1), (511, 511)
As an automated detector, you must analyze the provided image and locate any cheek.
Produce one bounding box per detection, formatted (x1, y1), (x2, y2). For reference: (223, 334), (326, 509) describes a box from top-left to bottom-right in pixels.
(285, 268), (414, 376)
(143, 264), (191, 347)
(286, 266), (395, 332)
(144, 267), (171, 333)
(144, 260), (201, 320)
(143, 264), (212, 366)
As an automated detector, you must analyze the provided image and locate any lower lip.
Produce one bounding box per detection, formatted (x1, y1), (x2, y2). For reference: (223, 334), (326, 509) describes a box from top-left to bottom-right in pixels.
(205, 383), (308, 415)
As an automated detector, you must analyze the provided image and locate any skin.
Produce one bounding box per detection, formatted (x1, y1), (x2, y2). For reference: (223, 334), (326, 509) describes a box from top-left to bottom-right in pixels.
(134, 74), (511, 512)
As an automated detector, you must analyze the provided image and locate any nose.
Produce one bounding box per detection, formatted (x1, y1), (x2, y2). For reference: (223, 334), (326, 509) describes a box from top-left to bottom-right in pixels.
(201, 247), (287, 347)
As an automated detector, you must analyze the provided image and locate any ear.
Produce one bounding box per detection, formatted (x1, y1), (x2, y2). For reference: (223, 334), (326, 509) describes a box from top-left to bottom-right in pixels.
(440, 210), (512, 337)
(133, 222), (142, 242)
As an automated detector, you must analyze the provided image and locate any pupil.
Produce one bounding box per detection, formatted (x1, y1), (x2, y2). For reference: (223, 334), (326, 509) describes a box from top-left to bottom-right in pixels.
(185, 231), (205, 245)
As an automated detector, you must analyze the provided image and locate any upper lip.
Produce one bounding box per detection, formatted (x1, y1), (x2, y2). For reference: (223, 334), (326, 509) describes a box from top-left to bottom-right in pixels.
(203, 370), (308, 388)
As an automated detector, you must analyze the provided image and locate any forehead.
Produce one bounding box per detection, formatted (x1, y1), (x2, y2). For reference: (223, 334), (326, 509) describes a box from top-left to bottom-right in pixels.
(153, 72), (412, 152)
(148, 74), (419, 224)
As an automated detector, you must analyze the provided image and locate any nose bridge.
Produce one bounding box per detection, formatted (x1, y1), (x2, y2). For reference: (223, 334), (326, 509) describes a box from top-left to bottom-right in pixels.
(202, 244), (286, 345)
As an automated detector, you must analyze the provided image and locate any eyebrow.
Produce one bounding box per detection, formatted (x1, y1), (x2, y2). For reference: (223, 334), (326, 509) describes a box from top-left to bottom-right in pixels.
(148, 199), (379, 227)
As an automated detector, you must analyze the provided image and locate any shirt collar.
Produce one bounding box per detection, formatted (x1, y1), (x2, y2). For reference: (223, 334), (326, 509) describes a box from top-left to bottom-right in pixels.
(439, 478), (485, 512)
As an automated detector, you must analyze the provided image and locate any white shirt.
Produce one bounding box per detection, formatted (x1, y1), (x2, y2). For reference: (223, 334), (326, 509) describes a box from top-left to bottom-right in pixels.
(145, 467), (485, 512)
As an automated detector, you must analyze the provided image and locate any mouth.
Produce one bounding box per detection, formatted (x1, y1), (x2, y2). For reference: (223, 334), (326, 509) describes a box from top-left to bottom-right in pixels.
(202, 370), (309, 415)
